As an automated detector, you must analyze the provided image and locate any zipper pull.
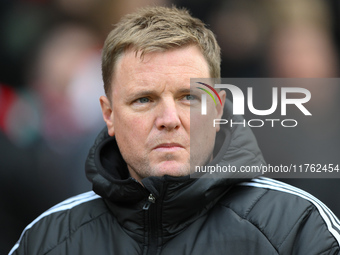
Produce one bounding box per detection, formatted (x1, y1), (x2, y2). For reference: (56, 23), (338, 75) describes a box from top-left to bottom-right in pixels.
(143, 194), (156, 210)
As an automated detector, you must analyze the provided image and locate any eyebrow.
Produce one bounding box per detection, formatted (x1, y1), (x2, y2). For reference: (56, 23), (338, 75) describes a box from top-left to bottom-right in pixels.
(178, 88), (192, 94)
(126, 88), (195, 100)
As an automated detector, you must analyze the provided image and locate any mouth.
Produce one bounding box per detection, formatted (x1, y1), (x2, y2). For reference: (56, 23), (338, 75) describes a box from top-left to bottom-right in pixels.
(153, 143), (184, 152)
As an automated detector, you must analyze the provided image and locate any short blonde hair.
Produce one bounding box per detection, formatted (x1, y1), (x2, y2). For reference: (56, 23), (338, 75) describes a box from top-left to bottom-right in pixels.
(101, 6), (221, 96)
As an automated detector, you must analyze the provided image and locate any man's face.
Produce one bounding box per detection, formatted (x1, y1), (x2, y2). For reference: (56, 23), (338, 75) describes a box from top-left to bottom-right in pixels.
(100, 45), (225, 181)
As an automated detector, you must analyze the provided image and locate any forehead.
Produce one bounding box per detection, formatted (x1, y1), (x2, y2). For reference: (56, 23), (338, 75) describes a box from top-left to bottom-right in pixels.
(111, 45), (210, 91)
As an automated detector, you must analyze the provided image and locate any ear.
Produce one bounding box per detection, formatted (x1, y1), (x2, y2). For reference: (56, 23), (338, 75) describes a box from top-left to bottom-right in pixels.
(100, 96), (115, 136)
(215, 90), (226, 132)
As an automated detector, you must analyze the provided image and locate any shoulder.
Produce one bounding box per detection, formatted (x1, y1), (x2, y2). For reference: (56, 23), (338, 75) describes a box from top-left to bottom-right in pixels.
(9, 191), (106, 255)
(219, 177), (340, 254)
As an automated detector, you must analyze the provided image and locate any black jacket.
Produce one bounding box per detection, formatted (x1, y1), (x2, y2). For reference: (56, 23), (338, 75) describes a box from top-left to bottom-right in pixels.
(9, 103), (340, 255)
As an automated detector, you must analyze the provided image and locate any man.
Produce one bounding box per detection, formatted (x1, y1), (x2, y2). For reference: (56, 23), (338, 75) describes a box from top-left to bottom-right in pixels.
(9, 6), (340, 255)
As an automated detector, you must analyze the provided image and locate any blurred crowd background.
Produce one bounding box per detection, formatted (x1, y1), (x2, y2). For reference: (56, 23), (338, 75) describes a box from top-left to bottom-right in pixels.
(1, 0), (340, 253)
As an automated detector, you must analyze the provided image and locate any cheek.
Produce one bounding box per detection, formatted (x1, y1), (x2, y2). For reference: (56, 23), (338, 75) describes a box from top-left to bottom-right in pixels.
(190, 116), (216, 166)
(114, 112), (152, 143)
(190, 103), (218, 148)
(190, 115), (215, 142)
(114, 116), (144, 159)
(179, 110), (191, 130)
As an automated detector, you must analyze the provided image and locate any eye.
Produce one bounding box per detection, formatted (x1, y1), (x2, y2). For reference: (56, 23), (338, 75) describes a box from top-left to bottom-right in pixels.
(183, 94), (199, 101)
(136, 97), (150, 103)
(184, 95), (196, 100)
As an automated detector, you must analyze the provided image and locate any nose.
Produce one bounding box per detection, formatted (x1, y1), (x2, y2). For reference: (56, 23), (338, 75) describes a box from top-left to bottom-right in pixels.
(155, 98), (181, 131)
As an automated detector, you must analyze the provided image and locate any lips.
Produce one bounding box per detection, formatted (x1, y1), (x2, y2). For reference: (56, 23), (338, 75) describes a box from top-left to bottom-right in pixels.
(153, 143), (184, 152)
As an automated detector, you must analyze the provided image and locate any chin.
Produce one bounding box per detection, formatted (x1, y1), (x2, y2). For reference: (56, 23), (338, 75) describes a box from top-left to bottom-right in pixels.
(152, 161), (190, 177)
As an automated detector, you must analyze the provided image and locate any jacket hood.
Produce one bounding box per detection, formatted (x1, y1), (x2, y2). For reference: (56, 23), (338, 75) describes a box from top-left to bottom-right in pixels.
(85, 99), (265, 238)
